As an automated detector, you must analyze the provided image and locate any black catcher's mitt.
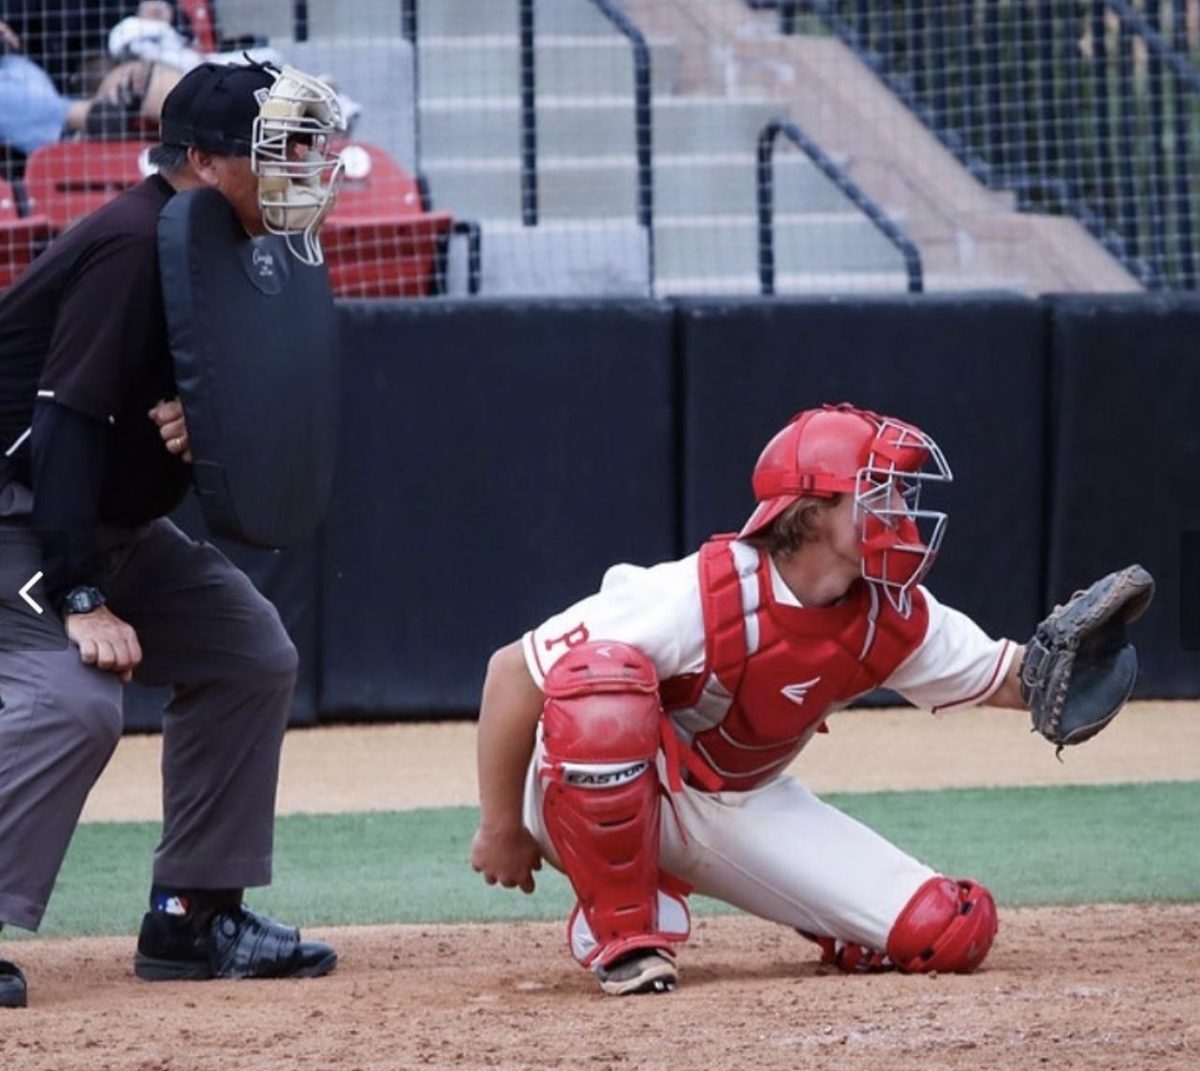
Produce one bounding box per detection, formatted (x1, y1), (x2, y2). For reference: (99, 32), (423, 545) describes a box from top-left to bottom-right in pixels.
(1020, 565), (1155, 753)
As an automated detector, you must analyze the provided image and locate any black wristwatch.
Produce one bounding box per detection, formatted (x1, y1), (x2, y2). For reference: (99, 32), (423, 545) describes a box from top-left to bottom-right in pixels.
(60, 585), (106, 616)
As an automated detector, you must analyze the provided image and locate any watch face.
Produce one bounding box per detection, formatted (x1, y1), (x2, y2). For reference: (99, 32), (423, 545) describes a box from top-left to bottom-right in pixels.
(65, 587), (104, 614)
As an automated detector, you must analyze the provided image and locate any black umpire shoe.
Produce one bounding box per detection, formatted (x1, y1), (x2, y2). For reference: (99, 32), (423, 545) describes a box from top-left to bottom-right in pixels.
(134, 904), (337, 981)
(0, 958), (27, 1008)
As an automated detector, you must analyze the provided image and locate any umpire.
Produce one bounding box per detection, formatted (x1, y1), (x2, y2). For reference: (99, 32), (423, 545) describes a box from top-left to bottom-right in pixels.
(0, 63), (336, 1010)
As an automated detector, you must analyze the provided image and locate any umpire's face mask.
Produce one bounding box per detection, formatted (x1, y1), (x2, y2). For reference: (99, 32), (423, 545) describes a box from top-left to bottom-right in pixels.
(252, 66), (346, 266)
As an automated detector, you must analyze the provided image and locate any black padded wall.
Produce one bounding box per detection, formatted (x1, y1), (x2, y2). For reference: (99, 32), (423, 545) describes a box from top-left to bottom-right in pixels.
(117, 293), (1200, 730)
(1045, 295), (1200, 697)
(677, 295), (1048, 643)
(320, 299), (678, 716)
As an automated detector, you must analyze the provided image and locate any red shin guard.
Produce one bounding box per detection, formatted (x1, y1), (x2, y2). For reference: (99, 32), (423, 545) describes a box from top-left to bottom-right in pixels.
(540, 642), (688, 967)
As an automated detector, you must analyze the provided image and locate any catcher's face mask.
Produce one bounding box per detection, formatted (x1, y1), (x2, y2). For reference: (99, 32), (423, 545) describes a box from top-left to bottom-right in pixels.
(252, 65), (346, 266)
(853, 419), (952, 616)
(739, 403), (952, 616)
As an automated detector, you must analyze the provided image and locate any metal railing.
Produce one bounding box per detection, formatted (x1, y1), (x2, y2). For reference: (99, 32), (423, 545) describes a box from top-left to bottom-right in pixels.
(589, 0), (656, 287)
(401, 0), (659, 293)
(589, 0), (655, 234)
(757, 119), (923, 294)
(401, 0), (421, 174)
(515, 0), (656, 283)
(754, 1), (1200, 290)
(518, 0), (539, 225)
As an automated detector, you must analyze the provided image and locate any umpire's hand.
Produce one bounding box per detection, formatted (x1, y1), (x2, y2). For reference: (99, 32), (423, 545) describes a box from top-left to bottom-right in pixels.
(148, 397), (192, 463)
(65, 606), (143, 683)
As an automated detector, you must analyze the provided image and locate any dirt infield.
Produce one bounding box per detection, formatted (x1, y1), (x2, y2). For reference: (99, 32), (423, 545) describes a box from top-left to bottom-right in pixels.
(4, 702), (1200, 1069)
(4, 907), (1198, 1070)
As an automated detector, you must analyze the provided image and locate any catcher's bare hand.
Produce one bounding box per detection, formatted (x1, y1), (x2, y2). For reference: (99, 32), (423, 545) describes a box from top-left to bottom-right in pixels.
(470, 823), (543, 895)
(66, 605), (142, 683)
(148, 397), (192, 463)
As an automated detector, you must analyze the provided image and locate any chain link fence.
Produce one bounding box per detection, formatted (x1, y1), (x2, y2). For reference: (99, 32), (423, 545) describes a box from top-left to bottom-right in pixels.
(2, 1), (1197, 296)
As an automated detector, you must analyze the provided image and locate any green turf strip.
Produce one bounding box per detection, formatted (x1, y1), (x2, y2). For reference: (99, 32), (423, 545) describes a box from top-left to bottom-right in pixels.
(15, 781), (1200, 939)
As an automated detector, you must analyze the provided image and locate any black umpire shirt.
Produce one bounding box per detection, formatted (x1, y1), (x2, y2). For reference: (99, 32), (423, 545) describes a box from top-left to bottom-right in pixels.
(0, 173), (190, 599)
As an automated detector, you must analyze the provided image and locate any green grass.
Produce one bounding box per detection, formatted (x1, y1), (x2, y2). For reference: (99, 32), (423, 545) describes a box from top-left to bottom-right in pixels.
(15, 781), (1200, 939)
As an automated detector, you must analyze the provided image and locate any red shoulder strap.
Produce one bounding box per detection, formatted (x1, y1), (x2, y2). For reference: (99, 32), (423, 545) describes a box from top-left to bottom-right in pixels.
(699, 534), (751, 696)
(660, 535), (749, 710)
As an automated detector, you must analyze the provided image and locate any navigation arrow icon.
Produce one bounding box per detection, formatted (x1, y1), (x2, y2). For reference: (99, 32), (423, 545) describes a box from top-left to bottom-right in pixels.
(19, 571), (43, 614)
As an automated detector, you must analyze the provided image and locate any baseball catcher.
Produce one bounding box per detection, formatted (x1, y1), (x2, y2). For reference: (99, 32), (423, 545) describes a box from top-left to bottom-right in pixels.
(469, 403), (1154, 996)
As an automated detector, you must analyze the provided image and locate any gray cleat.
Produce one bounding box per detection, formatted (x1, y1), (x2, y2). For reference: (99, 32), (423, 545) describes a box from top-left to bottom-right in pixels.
(595, 949), (677, 996)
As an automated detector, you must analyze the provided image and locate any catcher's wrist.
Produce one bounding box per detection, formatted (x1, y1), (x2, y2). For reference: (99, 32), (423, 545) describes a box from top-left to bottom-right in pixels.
(477, 812), (526, 836)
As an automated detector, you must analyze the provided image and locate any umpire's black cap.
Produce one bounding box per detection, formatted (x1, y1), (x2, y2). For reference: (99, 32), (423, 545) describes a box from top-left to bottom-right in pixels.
(159, 62), (276, 157)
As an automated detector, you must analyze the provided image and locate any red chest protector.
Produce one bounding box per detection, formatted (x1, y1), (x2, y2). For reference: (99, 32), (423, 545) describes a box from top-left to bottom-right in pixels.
(659, 535), (929, 791)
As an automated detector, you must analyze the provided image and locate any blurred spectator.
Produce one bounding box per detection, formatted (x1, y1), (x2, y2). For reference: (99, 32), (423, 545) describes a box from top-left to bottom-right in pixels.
(2, 2), (360, 170)
(1, 17), (178, 162)
(0, 1), (140, 96)
(0, 20), (90, 156)
(108, 3), (361, 131)
(109, 2), (204, 69)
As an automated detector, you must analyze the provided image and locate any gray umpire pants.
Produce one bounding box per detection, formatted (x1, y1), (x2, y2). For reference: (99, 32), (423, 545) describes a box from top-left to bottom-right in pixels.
(0, 482), (297, 931)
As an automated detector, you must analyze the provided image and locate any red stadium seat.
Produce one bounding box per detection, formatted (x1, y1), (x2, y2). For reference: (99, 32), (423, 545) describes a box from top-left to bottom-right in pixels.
(24, 141), (158, 233)
(20, 140), (459, 297)
(0, 179), (53, 289)
(323, 141), (455, 298)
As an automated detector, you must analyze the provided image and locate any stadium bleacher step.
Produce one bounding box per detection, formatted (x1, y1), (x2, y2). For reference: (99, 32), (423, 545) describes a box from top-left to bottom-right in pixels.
(653, 270), (911, 298)
(654, 213), (907, 278)
(473, 219), (650, 297)
(657, 154), (851, 216)
(422, 154), (851, 220)
(273, 39), (418, 171)
(420, 96), (786, 159)
(421, 156), (637, 219)
(417, 0), (619, 38)
(217, 0), (617, 42)
(418, 36), (680, 99)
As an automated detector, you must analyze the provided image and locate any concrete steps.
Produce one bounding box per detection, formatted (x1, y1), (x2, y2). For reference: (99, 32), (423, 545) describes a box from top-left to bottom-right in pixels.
(216, 0), (631, 43)
(418, 36), (680, 99)
(472, 218), (650, 296)
(654, 270), (911, 297)
(417, 0), (619, 38)
(411, 11), (909, 295)
(422, 153), (852, 219)
(655, 213), (905, 278)
(419, 96), (783, 159)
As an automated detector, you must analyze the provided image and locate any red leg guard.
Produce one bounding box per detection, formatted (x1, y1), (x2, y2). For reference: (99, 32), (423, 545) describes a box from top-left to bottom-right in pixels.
(540, 642), (687, 968)
(886, 876), (998, 973)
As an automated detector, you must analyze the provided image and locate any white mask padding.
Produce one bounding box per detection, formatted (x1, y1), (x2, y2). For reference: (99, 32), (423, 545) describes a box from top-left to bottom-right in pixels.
(252, 66), (347, 265)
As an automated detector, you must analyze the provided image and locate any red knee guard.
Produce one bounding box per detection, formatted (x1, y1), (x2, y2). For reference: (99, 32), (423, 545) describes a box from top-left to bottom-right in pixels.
(540, 641), (688, 968)
(886, 876), (998, 973)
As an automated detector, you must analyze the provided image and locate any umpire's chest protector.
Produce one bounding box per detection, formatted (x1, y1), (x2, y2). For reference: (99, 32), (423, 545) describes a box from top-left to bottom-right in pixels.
(157, 187), (338, 548)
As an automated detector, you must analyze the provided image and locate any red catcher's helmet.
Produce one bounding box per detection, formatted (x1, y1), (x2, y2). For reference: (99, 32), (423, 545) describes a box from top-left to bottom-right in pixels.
(738, 403), (953, 614)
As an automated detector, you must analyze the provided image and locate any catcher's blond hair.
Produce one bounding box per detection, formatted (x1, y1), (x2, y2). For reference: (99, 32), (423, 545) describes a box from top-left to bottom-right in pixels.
(743, 495), (843, 558)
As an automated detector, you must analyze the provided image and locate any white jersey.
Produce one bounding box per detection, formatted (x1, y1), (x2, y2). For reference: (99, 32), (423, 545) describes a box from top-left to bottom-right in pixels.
(523, 544), (1016, 713)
